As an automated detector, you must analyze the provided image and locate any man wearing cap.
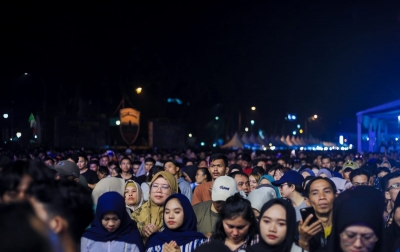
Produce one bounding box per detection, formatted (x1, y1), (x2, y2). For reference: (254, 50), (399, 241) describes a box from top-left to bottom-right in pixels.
(193, 176), (238, 237)
(341, 160), (359, 182)
(53, 160), (88, 188)
(272, 170), (306, 221)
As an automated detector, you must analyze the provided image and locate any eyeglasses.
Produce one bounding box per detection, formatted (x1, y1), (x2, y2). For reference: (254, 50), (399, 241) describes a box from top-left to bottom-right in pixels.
(151, 184), (171, 192)
(388, 182), (400, 191)
(353, 182), (368, 186)
(340, 231), (378, 246)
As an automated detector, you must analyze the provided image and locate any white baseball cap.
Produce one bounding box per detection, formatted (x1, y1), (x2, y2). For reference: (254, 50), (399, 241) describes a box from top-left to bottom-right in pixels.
(212, 176), (238, 201)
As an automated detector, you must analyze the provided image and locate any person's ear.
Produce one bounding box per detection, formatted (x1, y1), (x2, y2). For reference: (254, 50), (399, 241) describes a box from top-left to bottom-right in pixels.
(305, 197), (311, 207)
(225, 167), (229, 175)
(385, 191), (391, 200)
(49, 216), (67, 235)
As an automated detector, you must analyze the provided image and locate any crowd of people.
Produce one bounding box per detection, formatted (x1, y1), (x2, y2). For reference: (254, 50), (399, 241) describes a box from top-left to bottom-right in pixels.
(0, 148), (399, 252)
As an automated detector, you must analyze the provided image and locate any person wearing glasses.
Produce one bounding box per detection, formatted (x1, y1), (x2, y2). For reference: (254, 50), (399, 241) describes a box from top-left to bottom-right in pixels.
(381, 172), (400, 227)
(271, 170), (306, 221)
(131, 171), (178, 242)
(349, 169), (370, 187)
(321, 186), (384, 252)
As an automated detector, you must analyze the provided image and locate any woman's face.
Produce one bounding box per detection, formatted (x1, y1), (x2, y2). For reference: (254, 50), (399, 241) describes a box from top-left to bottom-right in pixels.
(259, 204), (287, 246)
(319, 173), (328, 178)
(102, 211), (121, 233)
(339, 225), (377, 252)
(273, 169), (284, 181)
(312, 168), (319, 176)
(195, 170), (206, 184)
(164, 198), (184, 230)
(268, 169), (275, 176)
(249, 175), (258, 192)
(198, 160), (207, 168)
(150, 177), (171, 206)
(124, 185), (138, 206)
(222, 216), (251, 244)
(111, 168), (118, 177)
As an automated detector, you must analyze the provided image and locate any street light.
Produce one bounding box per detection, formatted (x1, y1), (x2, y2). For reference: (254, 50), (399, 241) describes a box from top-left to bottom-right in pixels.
(313, 114), (318, 119)
(215, 116), (219, 120)
(135, 87), (142, 94)
(3, 114), (8, 119)
(251, 106), (256, 111)
(188, 133), (192, 137)
(250, 120), (255, 125)
(116, 120), (121, 125)
(245, 127), (249, 132)
(16, 132), (21, 138)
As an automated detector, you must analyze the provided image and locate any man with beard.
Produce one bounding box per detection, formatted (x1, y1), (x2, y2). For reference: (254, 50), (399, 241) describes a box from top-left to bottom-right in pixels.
(298, 177), (336, 252)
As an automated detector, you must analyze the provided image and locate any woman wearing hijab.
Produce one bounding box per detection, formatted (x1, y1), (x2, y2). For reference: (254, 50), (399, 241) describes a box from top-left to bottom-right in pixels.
(322, 186), (385, 252)
(300, 168), (315, 179)
(317, 168), (332, 178)
(92, 177), (126, 208)
(246, 198), (303, 252)
(183, 165), (198, 190)
(125, 180), (144, 214)
(382, 193), (400, 251)
(258, 174), (281, 198)
(131, 171), (178, 241)
(145, 194), (206, 252)
(81, 191), (144, 252)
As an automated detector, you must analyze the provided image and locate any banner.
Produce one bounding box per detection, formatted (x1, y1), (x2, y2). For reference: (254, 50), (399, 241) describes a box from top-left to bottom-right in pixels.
(119, 108), (140, 145)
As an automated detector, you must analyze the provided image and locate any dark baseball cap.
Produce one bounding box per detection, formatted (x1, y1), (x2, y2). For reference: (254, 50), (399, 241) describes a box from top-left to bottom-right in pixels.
(272, 170), (304, 187)
(53, 160), (80, 178)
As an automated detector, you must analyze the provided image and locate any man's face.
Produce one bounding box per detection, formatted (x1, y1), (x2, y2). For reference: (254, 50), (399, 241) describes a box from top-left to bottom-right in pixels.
(337, 161), (344, 167)
(351, 175), (369, 186)
(257, 161), (266, 171)
(97, 171), (107, 180)
(100, 157), (109, 166)
(343, 170), (352, 182)
(44, 159), (54, 167)
(321, 158), (331, 169)
(355, 159), (363, 167)
(77, 157), (87, 170)
(307, 179), (335, 216)
(145, 162), (154, 173)
(241, 160), (249, 169)
(277, 160), (285, 166)
(132, 164), (140, 175)
(208, 159), (227, 180)
(234, 175), (249, 195)
(1, 175), (32, 203)
(89, 163), (98, 172)
(385, 177), (400, 205)
(164, 162), (179, 177)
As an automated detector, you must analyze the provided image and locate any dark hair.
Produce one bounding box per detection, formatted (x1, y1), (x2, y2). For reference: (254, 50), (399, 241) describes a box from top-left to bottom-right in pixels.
(132, 161), (142, 166)
(28, 180), (94, 244)
(43, 156), (54, 166)
(375, 167), (390, 177)
(304, 177), (337, 198)
(321, 155), (331, 162)
(350, 169), (370, 183)
(108, 161), (119, 168)
(145, 157), (156, 165)
(211, 193), (257, 247)
(98, 166), (109, 175)
(229, 171), (249, 180)
(146, 165), (165, 182)
(0, 202), (52, 252)
(252, 166), (264, 175)
(119, 156), (132, 165)
(197, 159), (208, 168)
(197, 168), (212, 182)
(0, 160), (54, 199)
(77, 153), (87, 162)
(381, 172), (400, 191)
(287, 182), (304, 193)
(88, 160), (99, 167)
(228, 164), (242, 175)
(65, 153), (78, 163)
(302, 176), (314, 189)
(114, 166), (122, 174)
(273, 165), (290, 176)
(209, 153), (228, 167)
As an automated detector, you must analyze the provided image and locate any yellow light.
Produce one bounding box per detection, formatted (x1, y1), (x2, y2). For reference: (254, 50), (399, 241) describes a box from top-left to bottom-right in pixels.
(245, 127), (249, 132)
(189, 133), (192, 137)
(251, 106), (256, 111)
(299, 129), (303, 134)
(313, 114), (318, 119)
(136, 87), (142, 94)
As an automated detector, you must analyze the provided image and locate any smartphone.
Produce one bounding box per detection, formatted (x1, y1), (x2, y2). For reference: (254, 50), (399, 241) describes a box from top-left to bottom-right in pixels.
(300, 207), (319, 225)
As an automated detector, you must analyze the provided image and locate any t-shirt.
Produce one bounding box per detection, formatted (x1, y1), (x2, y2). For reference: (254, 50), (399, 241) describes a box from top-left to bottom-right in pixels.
(191, 181), (212, 205)
(294, 200), (307, 222)
(193, 200), (219, 235)
(115, 174), (137, 182)
(178, 177), (192, 202)
(81, 169), (99, 185)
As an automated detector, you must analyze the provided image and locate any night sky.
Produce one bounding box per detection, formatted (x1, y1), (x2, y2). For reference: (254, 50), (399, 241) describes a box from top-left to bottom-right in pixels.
(2, 2), (400, 142)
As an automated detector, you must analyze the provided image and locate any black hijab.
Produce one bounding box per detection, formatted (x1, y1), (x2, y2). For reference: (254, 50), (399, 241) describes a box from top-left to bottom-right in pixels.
(183, 165), (198, 183)
(382, 192), (400, 252)
(246, 198), (296, 252)
(323, 186), (385, 252)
